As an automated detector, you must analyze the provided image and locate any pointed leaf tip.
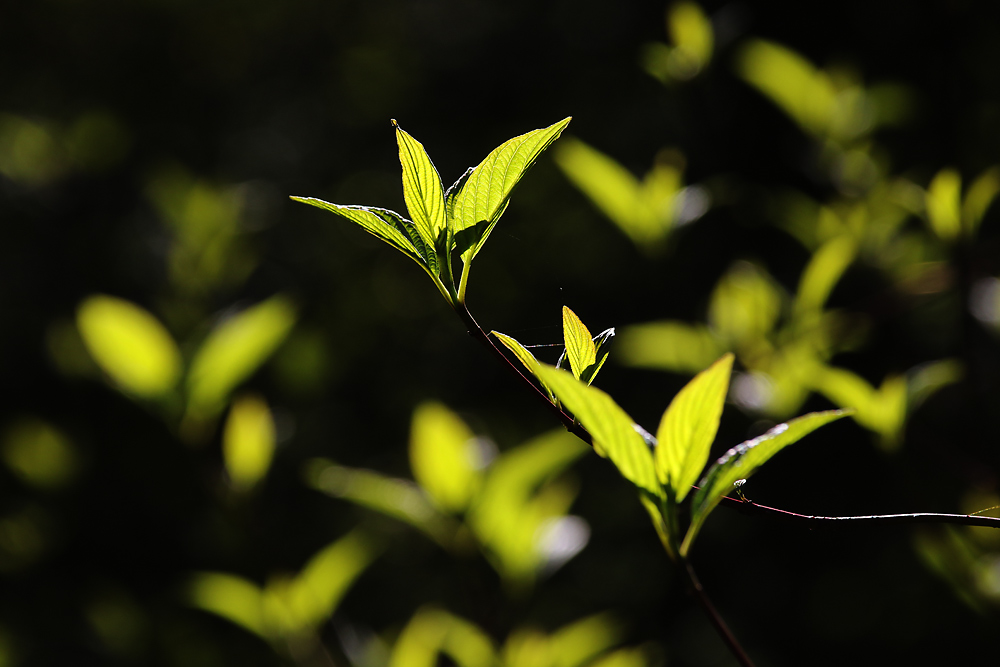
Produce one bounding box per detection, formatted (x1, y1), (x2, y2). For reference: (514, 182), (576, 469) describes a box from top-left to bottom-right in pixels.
(655, 353), (733, 501)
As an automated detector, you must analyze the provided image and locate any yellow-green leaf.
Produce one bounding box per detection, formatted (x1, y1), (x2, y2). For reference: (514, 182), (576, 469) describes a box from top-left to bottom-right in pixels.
(682, 409), (851, 556)
(618, 320), (725, 374)
(562, 306), (596, 380)
(76, 295), (181, 398)
(188, 573), (268, 638)
(409, 402), (481, 513)
(187, 295), (296, 418)
(223, 394), (276, 492)
(394, 120), (447, 249)
(451, 117), (572, 263)
(925, 168), (962, 242)
(655, 353), (733, 501)
(492, 331), (553, 399)
(534, 365), (659, 496)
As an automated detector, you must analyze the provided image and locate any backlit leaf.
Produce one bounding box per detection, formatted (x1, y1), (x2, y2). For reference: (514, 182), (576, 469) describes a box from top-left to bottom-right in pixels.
(451, 117), (571, 263)
(562, 306), (596, 380)
(534, 365), (659, 496)
(188, 573), (268, 638)
(290, 197), (438, 273)
(492, 331), (554, 399)
(793, 235), (856, 321)
(223, 394), (276, 492)
(618, 320), (725, 374)
(655, 353), (733, 501)
(926, 168), (962, 242)
(394, 120), (447, 249)
(187, 295), (296, 418)
(77, 295), (181, 398)
(410, 402), (481, 513)
(963, 167), (1000, 237)
(682, 409), (850, 556)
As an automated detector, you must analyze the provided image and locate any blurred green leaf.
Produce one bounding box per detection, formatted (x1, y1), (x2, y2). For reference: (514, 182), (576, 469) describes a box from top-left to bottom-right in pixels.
(189, 530), (377, 641)
(963, 166), (1000, 237)
(390, 607), (496, 667)
(394, 120), (448, 253)
(810, 366), (906, 450)
(451, 117), (571, 267)
(469, 429), (588, 584)
(186, 295), (296, 419)
(925, 168), (962, 241)
(2, 418), (78, 489)
(908, 359), (963, 410)
(792, 235), (856, 322)
(554, 138), (682, 247)
(737, 39), (836, 139)
(683, 409), (850, 555)
(76, 295), (181, 399)
(642, 2), (713, 82)
(562, 306), (596, 381)
(222, 394), (276, 493)
(549, 613), (622, 667)
(188, 573), (268, 638)
(708, 262), (783, 349)
(655, 354), (733, 501)
(534, 365), (660, 497)
(305, 458), (457, 548)
(410, 402), (481, 513)
(618, 320), (725, 374)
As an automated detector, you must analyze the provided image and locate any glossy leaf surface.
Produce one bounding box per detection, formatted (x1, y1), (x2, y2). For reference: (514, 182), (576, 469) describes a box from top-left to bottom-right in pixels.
(394, 120), (447, 249)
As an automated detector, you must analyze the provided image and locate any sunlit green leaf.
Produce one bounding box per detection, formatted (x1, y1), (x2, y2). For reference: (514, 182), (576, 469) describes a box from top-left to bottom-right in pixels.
(394, 120), (447, 250)
(963, 166), (1000, 237)
(810, 365), (906, 450)
(562, 306), (596, 380)
(909, 359), (963, 410)
(390, 607), (496, 667)
(534, 365), (659, 496)
(305, 458), (457, 548)
(410, 402), (481, 513)
(492, 331), (554, 399)
(187, 295), (296, 418)
(222, 394), (276, 492)
(284, 529), (378, 630)
(682, 409), (850, 556)
(668, 2), (713, 70)
(708, 261), (783, 348)
(2, 418), (78, 489)
(549, 613), (622, 667)
(926, 168), (962, 241)
(451, 117), (572, 264)
(792, 235), (856, 321)
(189, 573), (268, 638)
(76, 295), (181, 398)
(618, 320), (725, 374)
(469, 429), (588, 584)
(554, 138), (681, 247)
(737, 39), (836, 138)
(655, 353), (733, 501)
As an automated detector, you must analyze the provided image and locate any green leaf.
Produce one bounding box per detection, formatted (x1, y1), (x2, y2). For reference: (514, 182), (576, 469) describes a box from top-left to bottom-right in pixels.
(682, 409), (851, 556)
(186, 295), (296, 419)
(534, 364), (660, 496)
(223, 394), (276, 493)
(76, 295), (181, 399)
(393, 120), (447, 249)
(188, 573), (269, 639)
(925, 168), (962, 242)
(562, 306), (596, 380)
(290, 197), (438, 274)
(618, 320), (725, 374)
(491, 330), (554, 399)
(792, 235), (856, 322)
(409, 402), (482, 513)
(655, 353), (733, 501)
(451, 117), (572, 264)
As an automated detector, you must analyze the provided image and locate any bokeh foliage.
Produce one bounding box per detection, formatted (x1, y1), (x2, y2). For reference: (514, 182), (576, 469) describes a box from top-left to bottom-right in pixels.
(3, 1), (1000, 666)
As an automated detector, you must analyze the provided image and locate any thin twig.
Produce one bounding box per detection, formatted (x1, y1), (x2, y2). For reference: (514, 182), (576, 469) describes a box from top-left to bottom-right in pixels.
(682, 560), (755, 667)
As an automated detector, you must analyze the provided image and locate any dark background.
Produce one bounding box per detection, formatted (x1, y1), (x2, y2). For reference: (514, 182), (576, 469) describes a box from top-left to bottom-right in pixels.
(3, 0), (1000, 665)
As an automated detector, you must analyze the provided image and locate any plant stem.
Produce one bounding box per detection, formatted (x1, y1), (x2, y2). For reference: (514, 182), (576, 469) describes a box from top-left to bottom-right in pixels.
(452, 300), (593, 446)
(682, 560), (756, 667)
